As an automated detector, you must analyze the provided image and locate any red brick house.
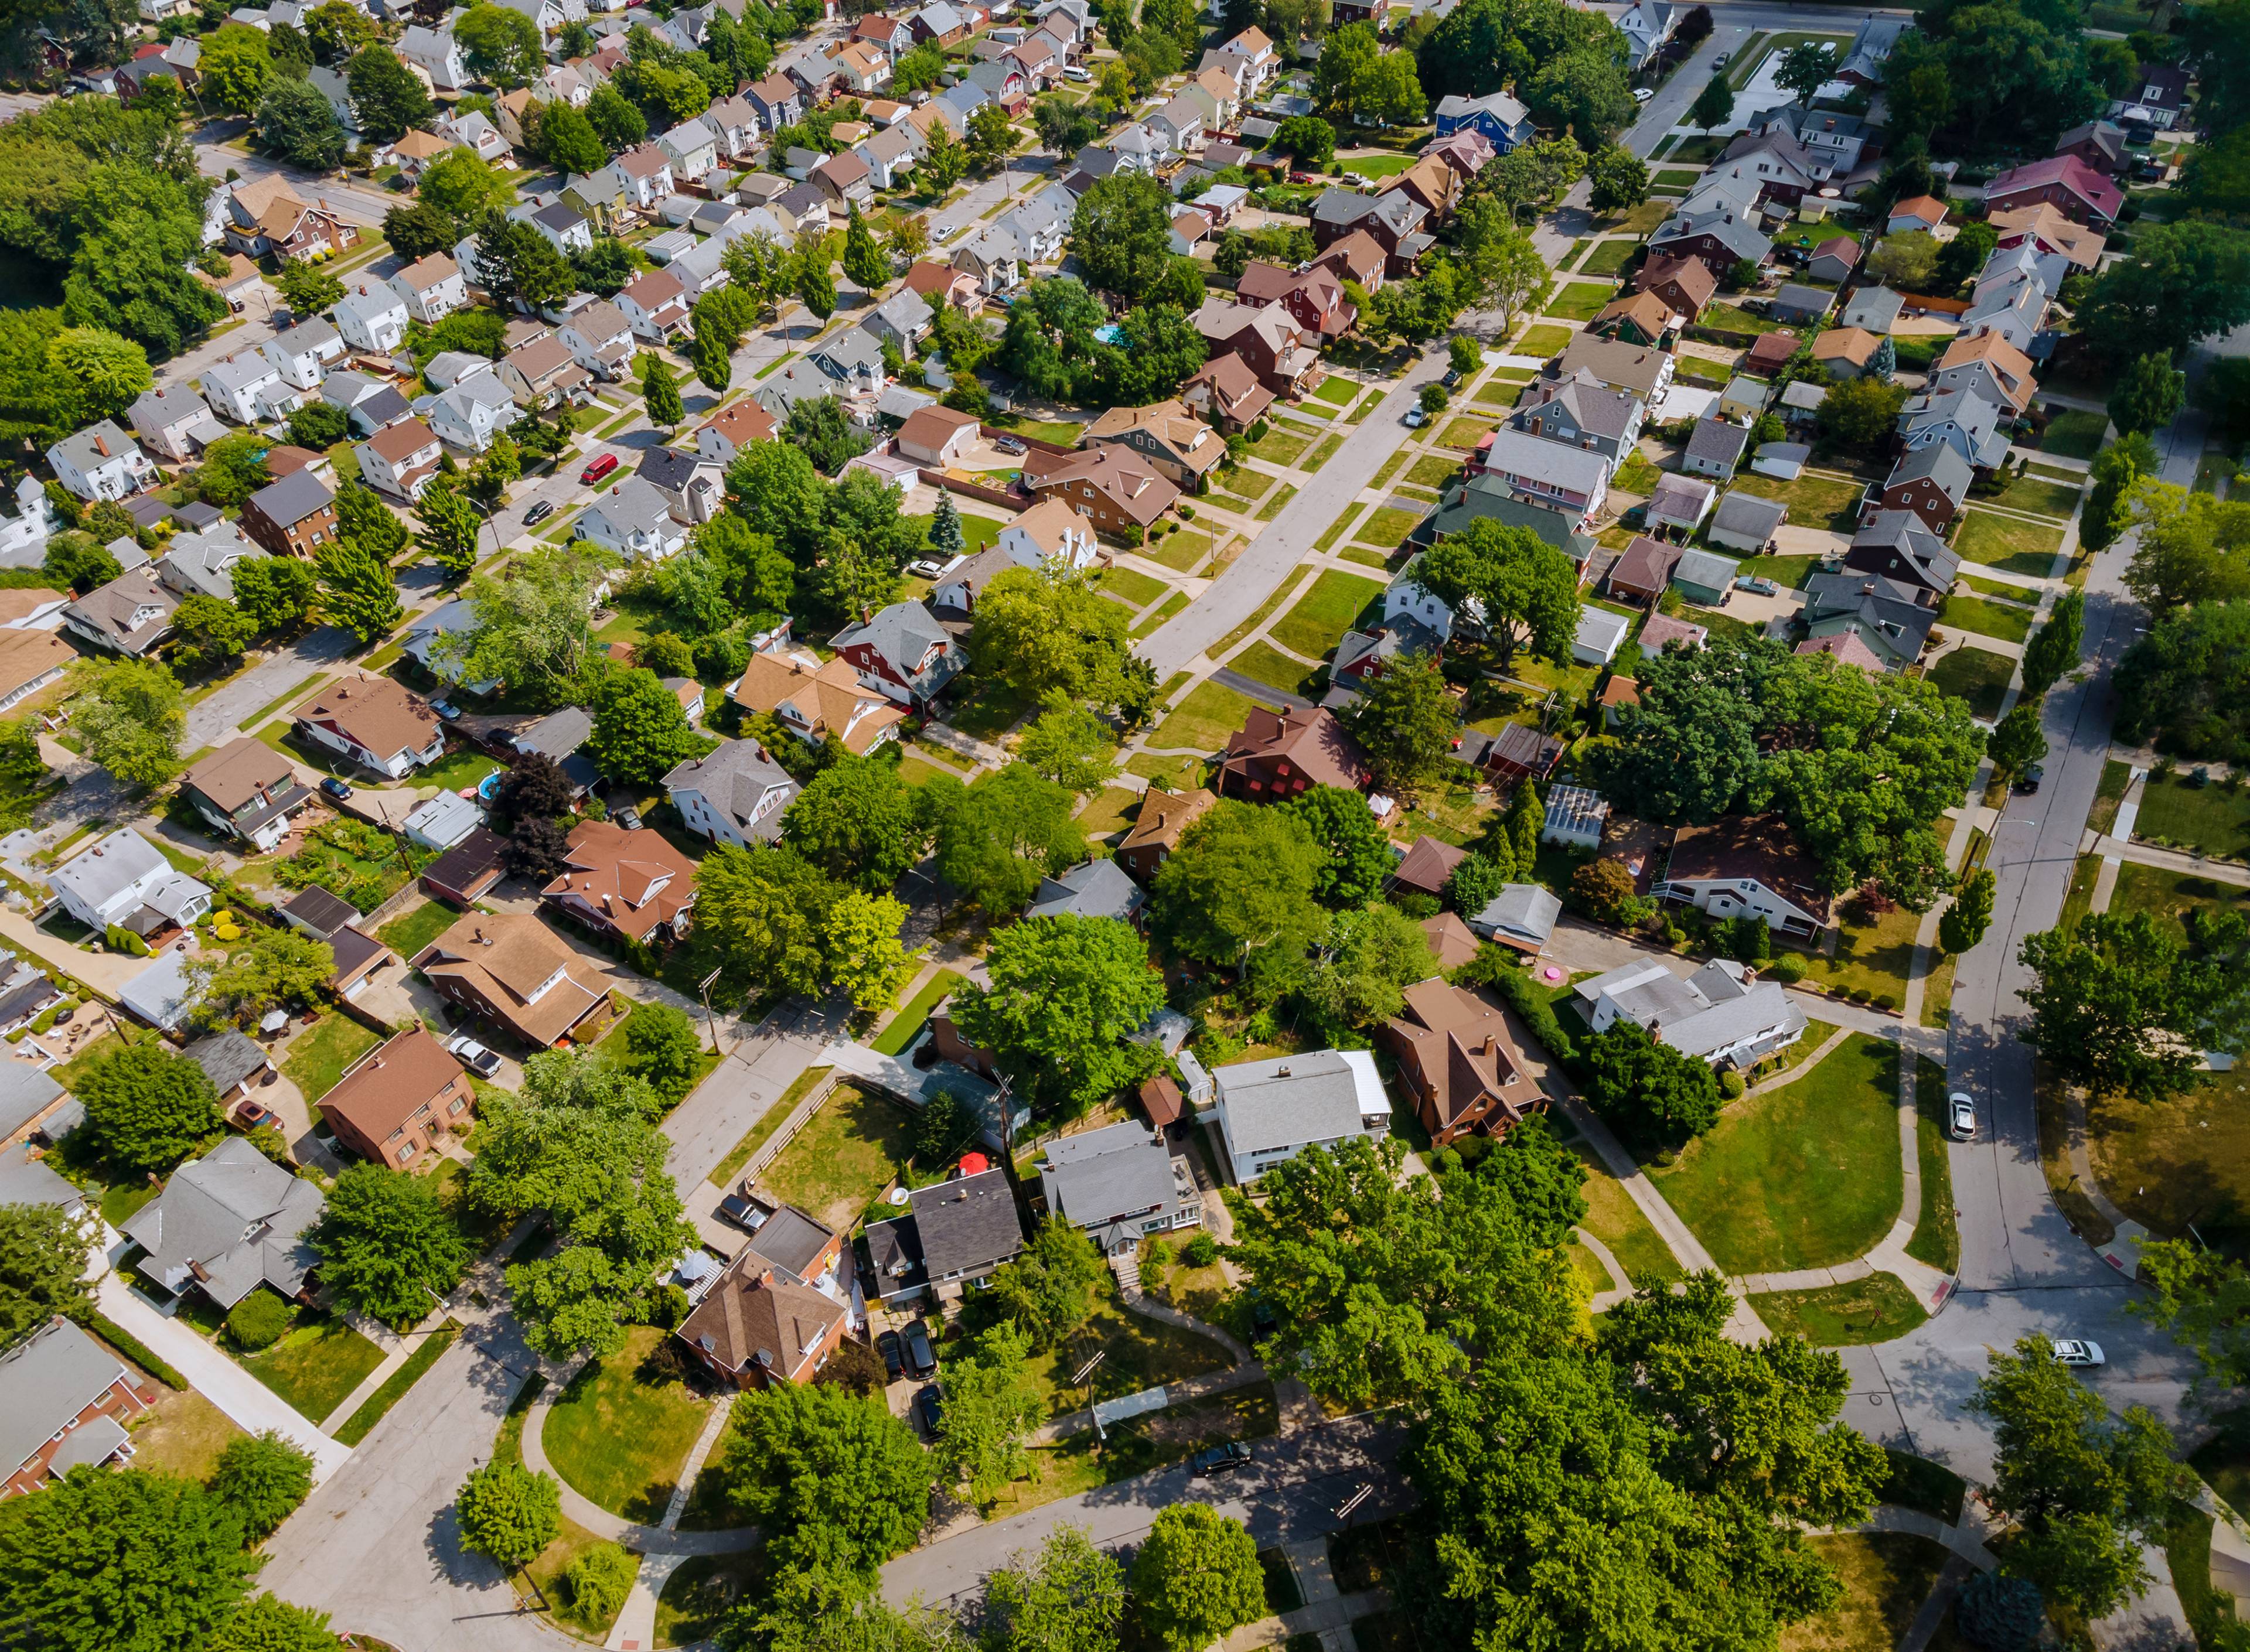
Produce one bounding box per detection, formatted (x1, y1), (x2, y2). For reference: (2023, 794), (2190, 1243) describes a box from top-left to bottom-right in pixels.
(240, 471), (338, 559)
(675, 1201), (849, 1389)
(319, 1028), (474, 1170)
(1982, 154), (2123, 227)
(1634, 254), (1716, 322)
(1, 1319), (158, 1500)
(1190, 296), (1323, 400)
(1020, 445), (1181, 535)
(1235, 261), (1358, 341)
(1382, 978), (1545, 1148)
(1215, 705), (1370, 800)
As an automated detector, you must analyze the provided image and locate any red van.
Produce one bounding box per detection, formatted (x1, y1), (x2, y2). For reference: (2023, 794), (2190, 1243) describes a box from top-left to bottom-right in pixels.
(579, 452), (619, 486)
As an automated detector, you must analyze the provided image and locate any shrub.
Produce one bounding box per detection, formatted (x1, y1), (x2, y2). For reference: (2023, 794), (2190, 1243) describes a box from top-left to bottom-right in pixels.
(1394, 890), (1440, 920)
(565, 1541), (638, 1626)
(1140, 1236), (1171, 1270)
(644, 1282), (690, 1329)
(1770, 953), (1806, 983)
(1954, 1572), (2043, 1651)
(1183, 1233), (1219, 1268)
(225, 1290), (293, 1351)
(1178, 503), (1195, 521)
(1719, 1070), (1746, 1100)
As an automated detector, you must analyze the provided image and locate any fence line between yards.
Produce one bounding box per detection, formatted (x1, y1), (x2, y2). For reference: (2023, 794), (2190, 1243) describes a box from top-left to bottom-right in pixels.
(742, 1070), (846, 1186)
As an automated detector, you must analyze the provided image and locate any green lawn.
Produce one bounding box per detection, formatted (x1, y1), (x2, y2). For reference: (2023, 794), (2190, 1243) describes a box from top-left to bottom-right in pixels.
(1955, 510), (2065, 576)
(1437, 415), (1492, 450)
(1256, 484), (1297, 521)
(1935, 592), (2035, 645)
(758, 1083), (919, 1231)
(1338, 152), (1412, 178)
(656, 1554), (760, 1646)
(1704, 301), (1782, 335)
(1516, 323), (1574, 357)
(872, 969), (967, 1057)
(1780, 1533), (1951, 1652)
(1227, 640), (1323, 697)
(335, 1322), (460, 1446)
(377, 896), (464, 963)
(1990, 476), (2084, 520)
(1731, 552), (1824, 591)
(1076, 786), (1140, 842)
(1652, 168), (1702, 189)
(1925, 646), (2014, 722)
(1312, 374), (1361, 405)
(1581, 239), (1637, 277)
(1546, 282), (1618, 322)
(2132, 774), (2250, 859)
(1092, 564), (1169, 609)
(711, 1065), (831, 1191)
(1726, 470), (1864, 531)
(418, 747), (503, 794)
(237, 1309), (386, 1424)
(1269, 569), (1384, 660)
(1406, 455), (1460, 489)
(2037, 408), (2109, 460)
(1908, 1057), (1960, 1274)
(1784, 901), (1918, 1008)
(543, 1325), (714, 1523)
(1148, 530), (1214, 572)
(967, 1285), (1233, 1411)
(1355, 506), (1423, 548)
(1649, 1035), (1903, 1275)
(1132, 591), (1191, 637)
(1247, 426), (1309, 466)
(282, 1015), (384, 1107)
(945, 675), (1035, 741)
(1567, 1135), (1683, 1287)
(1148, 678), (1263, 753)
(1751, 1274), (1928, 1346)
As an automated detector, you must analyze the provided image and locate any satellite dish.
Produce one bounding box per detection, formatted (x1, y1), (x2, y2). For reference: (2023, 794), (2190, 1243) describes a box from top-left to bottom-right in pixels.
(888, 1187), (911, 1206)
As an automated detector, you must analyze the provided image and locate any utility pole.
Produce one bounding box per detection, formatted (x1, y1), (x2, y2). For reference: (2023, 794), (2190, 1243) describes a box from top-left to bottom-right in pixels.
(698, 966), (731, 1057)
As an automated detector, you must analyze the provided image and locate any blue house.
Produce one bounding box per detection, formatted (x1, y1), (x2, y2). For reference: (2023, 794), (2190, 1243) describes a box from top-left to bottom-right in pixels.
(1433, 90), (1535, 153)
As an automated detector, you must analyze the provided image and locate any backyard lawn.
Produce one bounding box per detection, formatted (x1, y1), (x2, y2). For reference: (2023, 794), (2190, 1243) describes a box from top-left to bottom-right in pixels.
(1649, 1034), (1903, 1274)
(237, 1309), (387, 1424)
(757, 1083), (918, 1231)
(968, 1286), (1233, 1411)
(2132, 774), (2250, 859)
(2037, 408), (2109, 460)
(1750, 1273), (1928, 1346)
(1954, 510), (2065, 576)
(543, 1325), (714, 1523)
(1546, 282), (1618, 322)
(1782, 901), (1918, 1008)
(376, 896), (463, 961)
(1926, 646), (2014, 722)
(1935, 591), (2035, 645)
(1148, 678), (1263, 753)
(1727, 470), (1864, 532)
(126, 1389), (246, 1481)
(1268, 569), (1384, 660)
(1778, 1534), (1951, 1652)
(284, 1015), (383, 1108)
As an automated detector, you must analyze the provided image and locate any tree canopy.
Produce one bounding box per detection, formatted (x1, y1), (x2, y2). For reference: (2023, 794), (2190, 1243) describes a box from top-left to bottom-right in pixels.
(2017, 907), (2249, 1103)
(1149, 799), (1328, 998)
(76, 1039), (223, 1176)
(1414, 519), (1582, 673)
(950, 914), (1164, 1119)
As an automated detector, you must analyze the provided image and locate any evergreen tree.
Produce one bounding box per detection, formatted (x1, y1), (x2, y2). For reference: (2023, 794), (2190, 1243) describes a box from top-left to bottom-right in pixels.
(841, 206), (888, 290)
(335, 480), (408, 561)
(690, 327), (732, 396)
(929, 492), (964, 557)
(316, 537), (405, 645)
(416, 482), (484, 579)
(640, 352), (684, 429)
(1939, 867), (1996, 955)
(2020, 589), (2085, 698)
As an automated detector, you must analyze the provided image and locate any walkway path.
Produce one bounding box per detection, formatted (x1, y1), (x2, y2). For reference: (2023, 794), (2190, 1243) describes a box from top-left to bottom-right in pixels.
(517, 1366), (757, 1559)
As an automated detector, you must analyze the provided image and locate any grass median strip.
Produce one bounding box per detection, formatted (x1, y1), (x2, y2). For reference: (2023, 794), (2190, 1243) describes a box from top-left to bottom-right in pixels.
(335, 1322), (461, 1446)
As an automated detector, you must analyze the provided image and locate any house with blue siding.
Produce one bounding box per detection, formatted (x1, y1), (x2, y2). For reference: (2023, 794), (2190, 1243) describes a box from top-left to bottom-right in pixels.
(1432, 90), (1534, 153)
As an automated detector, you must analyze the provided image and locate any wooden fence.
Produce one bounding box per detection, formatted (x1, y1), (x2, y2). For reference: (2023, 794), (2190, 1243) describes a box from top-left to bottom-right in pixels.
(741, 1069), (847, 1186)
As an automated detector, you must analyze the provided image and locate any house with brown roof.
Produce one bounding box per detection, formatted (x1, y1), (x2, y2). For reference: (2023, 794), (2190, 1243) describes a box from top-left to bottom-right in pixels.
(421, 827), (507, 906)
(1607, 535), (1684, 604)
(1180, 353), (1274, 432)
(1190, 296), (1323, 400)
(498, 335), (592, 411)
(295, 674), (445, 780)
(1932, 331), (2038, 413)
(1379, 153), (1461, 219)
(1656, 814), (1831, 937)
(1235, 261), (1356, 342)
(1081, 400), (1223, 489)
(694, 398), (780, 467)
(179, 738), (313, 852)
(1382, 977), (1545, 1148)
(1390, 834), (1467, 901)
(1020, 445), (1179, 535)
(903, 260), (981, 311)
(321, 1029), (474, 1170)
(357, 418), (445, 502)
(413, 911), (616, 1048)
(1591, 291), (1675, 347)
(0, 1319), (159, 1501)
(541, 820), (697, 947)
(1116, 786), (1216, 884)
(1812, 325), (1883, 380)
(223, 175), (358, 262)
(896, 404), (981, 467)
(675, 1213), (850, 1390)
(1634, 253), (1716, 322)
(1421, 911), (1480, 973)
(0, 629), (74, 717)
(1216, 705), (1369, 800)
(731, 647), (907, 755)
(1312, 228), (1387, 292)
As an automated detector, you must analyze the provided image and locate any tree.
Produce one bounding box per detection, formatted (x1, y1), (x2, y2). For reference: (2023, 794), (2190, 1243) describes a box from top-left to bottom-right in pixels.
(893, 40), (947, 95)
(190, 926), (335, 1028)
(2119, 482), (2250, 615)
(1339, 651), (1461, 798)
(1584, 1019), (1722, 1149)
(286, 401), (350, 450)
(571, 238), (639, 301)
(1526, 49), (1637, 145)
(1148, 800), (1327, 992)
(382, 201), (456, 261)
(1865, 229), (1940, 291)
(921, 116), (969, 196)
(820, 890), (917, 1012)
(1969, 1334), (2184, 1621)
(2084, 220), (2250, 364)
(1299, 903), (1438, 1032)
(952, 915), (1162, 1117)
(1817, 375), (1910, 448)
(588, 667), (708, 787)
(315, 535), (404, 646)
(446, 540), (616, 704)
(472, 210), (575, 313)
(70, 654), (185, 789)
(585, 82), (648, 152)
(1069, 172), (1175, 301)
(1479, 1117), (1588, 1247)
(564, 1543), (637, 1627)
(455, 1462), (562, 1572)
(1688, 73), (1736, 134)
(1986, 701), (2047, 784)
(1415, 518), (1581, 673)
(2108, 351), (2186, 436)
(2111, 598), (2250, 760)
(0, 1202), (94, 1345)
(983, 1524), (1125, 1652)
(781, 758), (931, 890)
(780, 393), (865, 475)
(1776, 40), (1838, 103)
(1273, 114), (1335, 169)
(640, 353), (684, 430)
(212, 1595), (349, 1652)
(1936, 219), (1999, 291)
(415, 481), (484, 579)
(1939, 866), (1996, 956)
(336, 479), (408, 562)
(619, 1002), (704, 1107)
(45, 327), (151, 423)
(964, 566), (1141, 712)
(1586, 144), (1649, 213)
(311, 1164), (471, 1329)
(1570, 856), (1645, 926)
(0, 1467), (259, 1651)
(1015, 702), (1117, 791)
(346, 44), (432, 142)
(1281, 784), (1395, 907)
(454, 1), (546, 84)
(1130, 1503), (1267, 1652)
(966, 101), (1017, 173)
(935, 1321), (1045, 1503)
(538, 100), (609, 175)
(43, 536), (120, 597)
(257, 77), (347, 171)
(201, 22), (272, 115)
(272, 261), (340, 326)
(933, 764), (1086, 914)
(709, 1383), (935, 1576)
(988, 1218), (1104, 1347)
(690, 845), (843, 1000)
(2019, 589), (2084, 698)
(171, 594), (257, 674)
(2018, 908), (2248, 1102)
(209, 1432), (313, 1542)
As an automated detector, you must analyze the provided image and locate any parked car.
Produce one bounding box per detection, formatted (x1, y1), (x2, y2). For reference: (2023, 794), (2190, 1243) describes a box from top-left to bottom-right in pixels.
(1948, 1091), (1976, 1139)
(613, 805), (642, 830)
(1191, 1441), (1254, 1476)
(234, 1098), (275, 1132)
(448, 1035), (502, 1078)
(1441, 368), (1461, 387)
(1288, 169), (1315, 184)
(431, 699), (462, 721)
(1736, 575), (1778, 596)
(906, 558), (946, 578)
(935, 222), (959, 243)
(915, 1384), (943, 1433)
(993, 435), (1027, 455)
(877, 1330), (904, 1381)
(1712, 52), (1731, 68)
(1403, 408), (1428, 428)
(2013, 764), (2043, 795)
(580, 452), (619, 486)
(904, 1317), (938, 1378)
(716, 1190), (762, 1228)
(2052, 1338), (2105, 1367)
(523, 500), (555, 527)
(1063, 64), (1090, 81)
(320, 776), (353, 801)
(1633, 87), (1654, 103)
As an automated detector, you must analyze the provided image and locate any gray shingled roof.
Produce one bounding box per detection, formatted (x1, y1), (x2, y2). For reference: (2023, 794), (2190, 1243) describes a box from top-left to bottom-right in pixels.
(122, 1137), (325, 1309)
(1215, 1049), (1382, 1158)
(0, 1319), (128, 1482)
(1040, 1122), (1180, 1229)
(0, 1063), (64, 1141)
(908, 1168), (1024, 1278)
(663, 738), (798, 841)
(1025, 859), (1144, 923)
(1686, 418), (1749, 469)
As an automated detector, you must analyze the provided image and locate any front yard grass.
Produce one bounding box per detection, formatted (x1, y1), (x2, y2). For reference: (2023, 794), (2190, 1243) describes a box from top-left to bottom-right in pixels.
(1990, 476), (2083, 520)
(1908, 1057), (1959, 1272)
(1312, 374), (1361, 405)
(1751, 1272), (1929, 1346)
(282, 1014), (384, 1107)
(944, 675), (1035, 742)
(1560, 1129), (1683, 1286)
(1270, 569), (1385, 660)
(1935, 592), (2035, 645)
(1515, 323), (1574, 357)
(871, 968), (967, 1057)
(1779, 1532), (1951, 1652)
(376, 896), (465, 962)
(1581, 238), (1637, 276)
(1092, 564), (1168, 609)
(1925, 646), (2014, 722)
(1247, 426), (1309, 466)
(237, 1309), (387, 1423)
(1546, 282), (1617, 322)
(2088, 1059), (2250, 1244)
(335, 1322), (459, 1445)
(1406, 455), (1460, 489)
(2132, 774), (2250, 859)
(126, 1388), (246, 1480)
(543, 1325), (714, 1524)
(757, 1083), (918, 1231)
(656, 1553), (761, 1646)
(1148, 678), (1263, 753)
(1075, 787), (1139, 843)
(1955, 510), (2065, 576)
(1228, 640), (1322, 698)
(1782, 900), (1919, 1008)
(1649, 1034), (1903, 1275)
(2037, 408), (2108, 460)
(2088, 758), (2132, 837)
(1354, 506), (1421, 548)
(1437, 415), (1492, 450)
(1148, 529), (1214, 571)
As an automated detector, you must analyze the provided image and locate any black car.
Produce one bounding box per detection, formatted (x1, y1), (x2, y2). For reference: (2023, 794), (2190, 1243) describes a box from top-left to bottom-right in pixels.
(877, 1329), (904, 1381)
(1441, 368), (1461, 387)
(2013, 764), (2044, 795)
(916, 1384), (943, 1434)
(319, 776), (353, 801)
(523, 500), (555, 527)
(716, 1192), (762, 1229)
(904, 1318), (938, 1378)
(1191, 1441), (1254, 1476)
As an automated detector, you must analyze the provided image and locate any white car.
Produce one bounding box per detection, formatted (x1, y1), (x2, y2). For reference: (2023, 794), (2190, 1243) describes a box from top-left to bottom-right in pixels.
(1632, 87), (1654, 104)
(1948, 1091), (1976, 1139)
(448, 1035), (503, 1079)
(2053, 1339), (2106, 1367)
(935, 221), (959, 243)
(1403, 408), (1428, 427)
(1063, 64), (1091, 81)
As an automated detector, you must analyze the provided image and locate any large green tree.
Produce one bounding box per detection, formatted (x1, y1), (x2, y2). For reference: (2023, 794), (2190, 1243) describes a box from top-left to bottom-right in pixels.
(1130, 1503), (1267, 1652)
(1297, 902), (1438, 1033)
(987, 1217), (1104, 1348)
(2018, 907), (2249, 1102)
(454, 1), (545, 84)
(710, 1383), (935, 1578)
(982, 1523), (1124, 1652)
(257, 76), (346, 171)
(0, 1202), (94, 1344)
(934, 1321), (1045, 1504)
(965, 566), (1143, 715)
(2111, 598), (2250, 761)
(70, 656), (185, 789)
(1339, 651), (1462, 798)
(455, 1461), (561, 1571)
(1414, 518), (1581, 673)
(1068, 172), (1176, 302)
(311, 1163), (472, 1329)
(208, 1432), (314, 1542)
(346, 45), (432, 142)
(76, 1040), (223, 1176)
(2077, 221), (2250, 365)
(930, 764), (1086, 914)
(588, 667), (710, 787)
(780, 757), (935, 891)
(1149, 799), (1327, 996)
(951, 914), (1164, 1118)
(1281, 783), (1395, 907)
(315, 536), (404, 646)
(1583, 1019), (1723, 1150)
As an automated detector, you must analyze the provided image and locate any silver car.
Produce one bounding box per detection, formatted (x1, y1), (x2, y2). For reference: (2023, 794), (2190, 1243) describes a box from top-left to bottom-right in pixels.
(2053, 1338), (2106, 1367)
(448, 1035), (502, 1079)
(1948, 1092), (1976, 1139)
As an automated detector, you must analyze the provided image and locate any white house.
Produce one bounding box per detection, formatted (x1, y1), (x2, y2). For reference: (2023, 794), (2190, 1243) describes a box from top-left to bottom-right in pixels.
(292, 674), (446, 779)
(129, 385), (225, 464)
(610, 145), (677, 210)
(1653, 815), (1831, 938)
(389, 252), (468, 324)
(657, 117), (718, 179)
(415, 369), (521, 453)
(663, 738), (800, 849)
(1572, 956), (1806, 1068)
(995, 496), (1100, 571)
(47, 422), (153, 504)
(49, 829), (213, 937)
(264, 319), (346, 390)
(333, 284), (410, 354)
(397, 24), (469, 90)
(1571, 606), (1631, 667)
(571, 477), (687, 562)
(200, 351), (289, 426)
(1380, 553), (1462, 643)
(558, 300), (636, 381)
(1211, 1049), (1389, 1185)
(356, 418), (445, 502)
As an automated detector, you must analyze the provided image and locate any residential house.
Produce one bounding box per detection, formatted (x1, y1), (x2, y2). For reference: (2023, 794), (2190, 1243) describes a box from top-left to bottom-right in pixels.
(746, 71), (803, 131)
(1887, 194), (1948, 236)
(864, 289), (935, 359)
(1574, 954), (1808, 1066)
(0, 1061), (66, 1150)
(1573, 606), (1632, 666)
(1645, 199), (1771, 278)
(263, 319), (347, 391)
(1806, 235), (1861, 284)
(1751, 104), (1875, 180)
(0, 629), (71, 716)
(0, 1319), (158, 1499)
(731, 646), (906, 755)
(50, 827), (210, 941)
(1020, 445), (1181, 536)
(48, 422), (152, 503)
(858, 122), (922, 189)
(1846, 511), (1960, 599)
(572, 477), (688, 563)
(1314, 229), (1388, 293)
(1811, 326), (1884, 380)
(1464, 426), (1611, 527)
(1682, 417), (1749, 480)
(664, 739), (802, 848)
(183, 1028), (277, 1108)
(812, 150), (875, 210)
(636, 447), (724, 527)
(1634, 253), (1717, 322)
(200, 350), (291, 426)
(1390, 835), (1467, 903)
(62, 571), (176, 657)
(412, 910), (615, 1048)
(1431, 87), (1533, 151)
(609, 145), (677, 213)
(557, 300), (635, 383)
(1459, 721), (1563, 786)
(1899, 384), (2010, 472)
(178, 738), (313, 852)
(1836, 13), (1907, 83)
(1180, 352), (1275, 432)
(706, 93), (763, 161)
(497, 336), (591, 411)
(420, 828), (507, 906)
(1986, 155), (2123, 227)
(1657, 813), (1832, 937)
(397, 23), (469, 90)
(895, 405), (982, 467)
(1839, 286), (1903, 335)
(1038, 1124), (1201, 1255)
(523, 201), (593, 257)
(357, 418), (445, 501)
(994, 497), (1100, 571)
(293, 674), (445, 779)
(1550, 336), (1676, 402)
(1800, 567), (1938, 670)
(907, 1166), (1024, 1298)
(1116, 786), (1216, 885)
(693, 398), (780, 467)
(1216, 704), (1369, 801)
(323, 371), (411, 438)
(1769, 283), (1833, 326)
(1670, 548), (1738, 606)
(674, 1211), (850, 1388)
(1081, 400), (1223, 490)
(1607, 535), (1683, 604)
(1212, 1049), (1389, 1185)
(1308, 189), (1430, 274)
(928, 548), (1018, 619)
(1931, 331), (2038, 415)
(541, 820), (697, 947)
(657, 117), (718, 179)
(128, 385), (224, 464)
(390, 252), (468, 323)
(122, 1136), (323, 1309)
(1236, 261), (1357, 342)
(1541, 784), (1610, 853)
(1591, 291), (1675, 346)
(240, 471), (338, 559)
(1384, 977), (1544, 1148)
(952, 224), (1022, 294)
(405, 792), (482, 852)
(2111, 61), (2189, 129)
(1190, 296), (1323, 400)
(322, 1029), (474, 1170)
(617, 268), (693, 344)
(1510, 368), (1645, 463)
(415, 370), (521, 455)
(1617, 0), (1678, 65)
(830, 602), (966, 711)
(1717, 375), (1774, 424)
(1708, 490), (1788, 554)
(222, 176), (357, 261)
